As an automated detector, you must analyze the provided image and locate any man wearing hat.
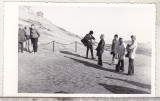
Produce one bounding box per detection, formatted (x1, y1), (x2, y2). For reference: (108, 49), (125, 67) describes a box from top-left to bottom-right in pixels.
(127, 35), (137, 75)
(85, 30), (95, 59)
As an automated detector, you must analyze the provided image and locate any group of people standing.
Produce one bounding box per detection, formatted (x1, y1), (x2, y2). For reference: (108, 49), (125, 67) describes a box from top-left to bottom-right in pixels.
(83, 31), (137, 75)
(18, 24), (40, 54)
(111, 34), (137, 75)
(19, 25), (137, 75)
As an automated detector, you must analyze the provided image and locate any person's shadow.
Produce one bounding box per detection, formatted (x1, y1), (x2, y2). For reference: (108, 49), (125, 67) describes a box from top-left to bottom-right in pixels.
(60, 50), (111, 65)
(64, 56), (116, 73)
(104, 76), (151, 89)
(98, 83), (150, 94)
(60, 51), (85, 58)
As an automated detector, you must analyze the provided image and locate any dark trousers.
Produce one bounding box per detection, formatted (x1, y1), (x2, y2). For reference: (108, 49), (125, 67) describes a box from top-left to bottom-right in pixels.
(18, 42), (23, 53)
(31, 38), (38, 53)
(116, 60), (124, 72)
(86, 45), (93, 57)
(98, 54), (102, 66)
(128, 58), (134, 75)
(112, 52), (116, 58)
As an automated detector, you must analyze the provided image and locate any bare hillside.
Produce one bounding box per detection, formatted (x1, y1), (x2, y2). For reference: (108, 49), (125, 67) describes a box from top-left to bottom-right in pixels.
(19, 6), (82, 45)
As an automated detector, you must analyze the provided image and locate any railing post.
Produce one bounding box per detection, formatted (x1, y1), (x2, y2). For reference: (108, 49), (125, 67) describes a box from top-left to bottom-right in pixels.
(53, 41), (54, 52)
(75, 41), (77, 52)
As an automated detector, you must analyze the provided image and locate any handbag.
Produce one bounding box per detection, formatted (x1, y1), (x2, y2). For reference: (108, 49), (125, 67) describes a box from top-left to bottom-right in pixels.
(81, 37), (88, 46)
(110, 51), (114, 55)
(125, 51), (130, 57)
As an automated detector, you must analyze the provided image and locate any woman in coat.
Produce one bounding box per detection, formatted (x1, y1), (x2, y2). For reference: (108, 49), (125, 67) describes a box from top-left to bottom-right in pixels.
(96, 34), (105, 66)
(115, 38), (126, 72)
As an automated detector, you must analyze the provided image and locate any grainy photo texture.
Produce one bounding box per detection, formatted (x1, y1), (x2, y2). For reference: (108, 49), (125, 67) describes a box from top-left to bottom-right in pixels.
(18, 4), (155, 94)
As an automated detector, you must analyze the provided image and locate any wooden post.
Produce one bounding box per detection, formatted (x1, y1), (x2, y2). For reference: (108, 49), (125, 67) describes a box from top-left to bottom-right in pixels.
(53, 41), (55, 52)
(75, 41), (77, 52)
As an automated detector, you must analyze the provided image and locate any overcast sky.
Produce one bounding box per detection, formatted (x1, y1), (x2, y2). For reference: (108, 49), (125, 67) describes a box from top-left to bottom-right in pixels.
(32, 4), (155, 44)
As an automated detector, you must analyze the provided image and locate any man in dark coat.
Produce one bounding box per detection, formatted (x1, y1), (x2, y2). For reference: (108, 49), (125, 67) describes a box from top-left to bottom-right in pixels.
(111, 34), (119, 65)
(85, 30), (95, 59)
(30, 24), (40, 54)
(96, 34), (105, 66)
(18, 24), (26, 53)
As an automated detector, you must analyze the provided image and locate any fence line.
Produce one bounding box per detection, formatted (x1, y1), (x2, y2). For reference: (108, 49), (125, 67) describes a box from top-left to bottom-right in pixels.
(40, 40), (99, 52)
(54, 41), (75, 46)
(40, 40), (84, 52)
(40, 41), (53, 45)
(40, 40), (75, 46)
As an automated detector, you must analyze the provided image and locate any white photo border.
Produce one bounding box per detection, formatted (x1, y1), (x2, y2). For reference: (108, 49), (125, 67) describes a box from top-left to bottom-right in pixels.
(3, 2), (156, 97)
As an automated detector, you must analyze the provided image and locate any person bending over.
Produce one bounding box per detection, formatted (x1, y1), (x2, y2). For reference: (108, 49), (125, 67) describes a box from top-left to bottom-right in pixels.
(85, 30), (95, 59)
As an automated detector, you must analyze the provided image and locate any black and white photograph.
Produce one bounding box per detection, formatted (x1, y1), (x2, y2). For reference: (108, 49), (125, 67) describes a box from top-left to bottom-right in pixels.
(3, 2), (156, 97)
(18, 4), (155, 94)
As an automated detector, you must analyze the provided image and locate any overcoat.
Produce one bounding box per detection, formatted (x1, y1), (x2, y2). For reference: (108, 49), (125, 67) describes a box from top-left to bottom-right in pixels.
(96, 39), (105, 56)
(128, 41), (137, 59)
(18, 28), (26, 42)
(30, 28), (40, 38)
(116, 42), (126, 60)
(111, 39), (119, 53)
(85, 34), (95, 46)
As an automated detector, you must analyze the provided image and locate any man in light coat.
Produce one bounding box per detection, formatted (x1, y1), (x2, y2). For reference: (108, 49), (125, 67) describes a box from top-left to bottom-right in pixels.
(127, 35), (137, 75)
